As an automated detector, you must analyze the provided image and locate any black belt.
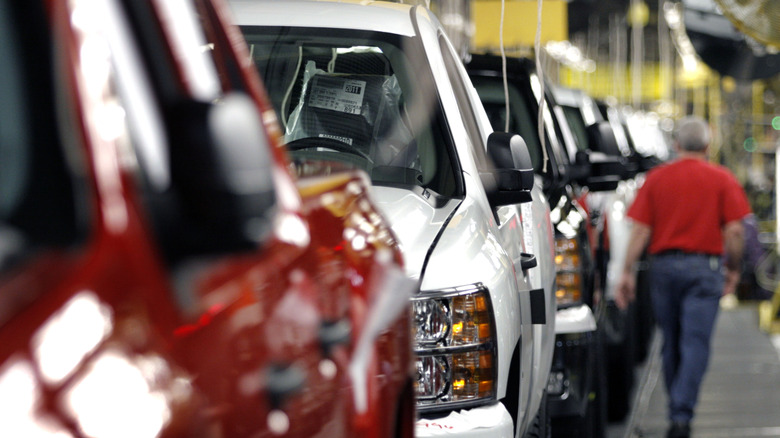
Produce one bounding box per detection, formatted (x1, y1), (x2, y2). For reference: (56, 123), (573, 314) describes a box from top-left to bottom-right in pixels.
(654, 249), (719, 258)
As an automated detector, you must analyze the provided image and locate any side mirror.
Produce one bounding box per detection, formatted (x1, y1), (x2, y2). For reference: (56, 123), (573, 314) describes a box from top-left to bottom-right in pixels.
(638, 154), (662, 172)
(582, 151), (622, 191)
(586, 121), (621, 156)
(566, 150), (592, 183)
(575, 122), (630, 191)
(482, 132), (534, 206)
(164, 93), (277, 257)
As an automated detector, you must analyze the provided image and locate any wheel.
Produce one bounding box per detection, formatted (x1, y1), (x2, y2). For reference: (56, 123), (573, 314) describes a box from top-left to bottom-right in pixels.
(524, 391), (551, 438)
(605, 302), (636, 422)
(393, 379), (415, 438)
(549, 330), (607, 438)
(633, 259), (655, 364)
(585, 327), (608, 438)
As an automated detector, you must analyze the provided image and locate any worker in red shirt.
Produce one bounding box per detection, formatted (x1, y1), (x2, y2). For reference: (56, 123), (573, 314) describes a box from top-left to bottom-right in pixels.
(616, 116), (750, 438)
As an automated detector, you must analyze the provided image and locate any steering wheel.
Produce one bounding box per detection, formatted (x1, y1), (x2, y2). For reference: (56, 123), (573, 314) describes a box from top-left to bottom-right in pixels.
(285, 137), (373, 163)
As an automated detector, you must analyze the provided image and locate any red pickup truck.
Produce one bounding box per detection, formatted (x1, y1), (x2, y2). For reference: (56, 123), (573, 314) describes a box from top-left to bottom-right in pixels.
(0, 0), (414, 437)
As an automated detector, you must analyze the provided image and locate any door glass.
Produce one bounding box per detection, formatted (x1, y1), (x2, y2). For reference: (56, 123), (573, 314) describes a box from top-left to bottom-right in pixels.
(470, 76), (543, 171)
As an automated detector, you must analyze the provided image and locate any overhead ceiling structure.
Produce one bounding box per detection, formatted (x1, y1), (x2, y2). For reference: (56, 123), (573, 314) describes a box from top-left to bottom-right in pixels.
(683, 0), (780, 80)
(714, 0), (780, 50)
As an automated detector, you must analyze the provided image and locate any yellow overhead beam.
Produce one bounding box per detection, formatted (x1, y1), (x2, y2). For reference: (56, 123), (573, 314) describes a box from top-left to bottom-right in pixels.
(472, 0), (568, 51)
(560, 63), (672, 101)
(559, 61), (719, 102)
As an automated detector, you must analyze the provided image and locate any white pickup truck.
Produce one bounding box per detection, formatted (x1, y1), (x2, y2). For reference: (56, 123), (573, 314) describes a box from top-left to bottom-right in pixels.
(229, 2), (557, 437)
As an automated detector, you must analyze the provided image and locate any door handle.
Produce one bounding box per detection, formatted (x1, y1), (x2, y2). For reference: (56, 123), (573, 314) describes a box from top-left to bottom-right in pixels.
(520, 252), (537, 270)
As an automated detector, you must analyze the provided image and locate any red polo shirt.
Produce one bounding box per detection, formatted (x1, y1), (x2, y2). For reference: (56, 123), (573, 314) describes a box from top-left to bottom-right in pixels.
(627, 157), (751, 255)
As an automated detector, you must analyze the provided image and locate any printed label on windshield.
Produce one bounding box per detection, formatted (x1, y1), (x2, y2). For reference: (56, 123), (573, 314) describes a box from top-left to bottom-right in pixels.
(308, 76), (366, 115)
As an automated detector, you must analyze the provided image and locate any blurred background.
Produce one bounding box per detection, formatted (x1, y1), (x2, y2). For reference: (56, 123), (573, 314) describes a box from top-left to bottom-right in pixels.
(411, 0), (777, 226)
(406, 0), (780, 303)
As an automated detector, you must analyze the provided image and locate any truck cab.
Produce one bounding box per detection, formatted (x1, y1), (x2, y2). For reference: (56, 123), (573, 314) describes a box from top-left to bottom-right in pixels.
(229, 2), (557, 437)
(466, 54), (637, 437)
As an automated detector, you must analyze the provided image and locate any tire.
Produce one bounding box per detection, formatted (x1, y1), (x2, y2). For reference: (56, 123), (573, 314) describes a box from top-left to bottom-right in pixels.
(525, 391), (551, 438)
(550, 330), (607, 438)
(501, 343), (522, 433)
(394, 379), (415, 438)
(586, 328), (608, 438)
(605, 303), (636, 422)
(633, 262), (655, 364)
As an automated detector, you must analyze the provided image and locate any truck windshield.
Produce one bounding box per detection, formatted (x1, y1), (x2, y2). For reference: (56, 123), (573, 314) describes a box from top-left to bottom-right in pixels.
(240, 26), (461, 199)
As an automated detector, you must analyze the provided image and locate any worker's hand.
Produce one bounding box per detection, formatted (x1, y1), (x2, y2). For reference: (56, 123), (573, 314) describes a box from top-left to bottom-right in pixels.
(616, 271), (636, 311)
(723, 268), (740, 296)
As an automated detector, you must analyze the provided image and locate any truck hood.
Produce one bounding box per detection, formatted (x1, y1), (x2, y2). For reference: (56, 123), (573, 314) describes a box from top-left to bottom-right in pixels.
(368, 186), (461, 281)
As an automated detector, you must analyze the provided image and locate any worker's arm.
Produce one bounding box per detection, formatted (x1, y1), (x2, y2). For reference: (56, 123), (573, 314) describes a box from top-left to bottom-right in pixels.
(615, 221), (652, 310)
(722, 219), (745, 295)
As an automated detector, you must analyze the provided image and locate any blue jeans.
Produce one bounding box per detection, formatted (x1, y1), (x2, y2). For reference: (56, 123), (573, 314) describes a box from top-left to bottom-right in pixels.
(649, 253), (723, 424)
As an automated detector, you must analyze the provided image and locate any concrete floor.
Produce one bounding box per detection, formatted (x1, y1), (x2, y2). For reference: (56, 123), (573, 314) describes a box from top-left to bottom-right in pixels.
(608, 302), (780, 438)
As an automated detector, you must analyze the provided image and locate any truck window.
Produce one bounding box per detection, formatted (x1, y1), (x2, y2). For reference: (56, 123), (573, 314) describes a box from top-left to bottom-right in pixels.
(241, 26), (462, 199)
(562, 106), (590, 152)
(470, 76), (543, 172)
(438, 34), (491, 172)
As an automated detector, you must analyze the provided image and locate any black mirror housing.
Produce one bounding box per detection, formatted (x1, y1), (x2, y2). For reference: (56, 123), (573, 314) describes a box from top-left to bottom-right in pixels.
(638, 155), (662, 172)
(586, 121), (622, 156)
(577, 122), (631, 190)
(484, 132), (534, 205)
(163, 93), (277, 258)
(571, 150), (621, 192)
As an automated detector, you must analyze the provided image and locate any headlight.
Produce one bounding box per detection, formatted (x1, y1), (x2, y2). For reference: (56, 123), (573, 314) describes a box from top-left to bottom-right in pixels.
(411, 284), (497, 412)
(555, 236), (583, 306)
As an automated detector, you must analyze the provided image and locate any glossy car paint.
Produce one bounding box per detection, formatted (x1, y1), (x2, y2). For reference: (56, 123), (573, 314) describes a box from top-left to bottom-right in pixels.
(0, 0), (414, 437)
(452, 51), (557, 431)
(411, 12), (554, 436)
(465, 54), (608, 433)
(228, 2), (555, 437)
